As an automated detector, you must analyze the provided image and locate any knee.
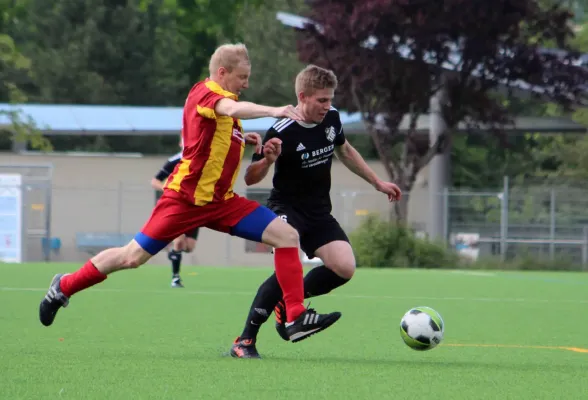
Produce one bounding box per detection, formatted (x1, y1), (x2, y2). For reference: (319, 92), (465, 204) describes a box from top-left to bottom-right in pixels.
(333, 261), (355, 280)
(185, 240), (196, 253)
(274, 224), (299, 248)
(121, 245), (149, 269)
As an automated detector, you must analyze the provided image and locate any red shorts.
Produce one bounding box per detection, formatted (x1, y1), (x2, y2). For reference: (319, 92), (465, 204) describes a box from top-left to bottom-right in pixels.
(135, 190), (275, 255)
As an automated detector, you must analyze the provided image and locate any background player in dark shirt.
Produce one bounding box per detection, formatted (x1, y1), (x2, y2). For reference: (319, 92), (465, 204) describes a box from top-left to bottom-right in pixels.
(230, 65), (402, 358)
(151, 141), (199, 288)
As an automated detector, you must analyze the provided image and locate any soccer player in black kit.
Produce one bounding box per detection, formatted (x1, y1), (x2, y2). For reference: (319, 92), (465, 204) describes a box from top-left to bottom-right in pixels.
(151, 144), (200, 288)
(230, 65), (402, 358)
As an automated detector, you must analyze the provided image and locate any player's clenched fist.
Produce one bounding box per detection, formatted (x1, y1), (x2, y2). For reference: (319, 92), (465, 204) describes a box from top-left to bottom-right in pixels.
(263, 138), (282, 163)
(244, 132), (263, 154)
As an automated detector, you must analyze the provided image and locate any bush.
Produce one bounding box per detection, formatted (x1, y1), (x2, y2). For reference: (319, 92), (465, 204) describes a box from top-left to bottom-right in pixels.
(349, 215), (461, 268)
(473, 255), (579, 271)
(349, 215), (582, 271)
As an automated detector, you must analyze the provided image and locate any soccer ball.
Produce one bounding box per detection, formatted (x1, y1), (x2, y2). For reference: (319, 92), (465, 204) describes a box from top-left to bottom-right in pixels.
(399, 306), (444, 351)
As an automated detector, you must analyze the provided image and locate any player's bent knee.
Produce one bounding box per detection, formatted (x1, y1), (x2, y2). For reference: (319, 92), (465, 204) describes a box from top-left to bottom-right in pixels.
(277, 225), (299, 248)
(185, 240), (196, 253)
(122, 241), (152, 269)
(336, 261), (356, 280)
(262, 218), (299, 248)
(134, 232), (169, 256)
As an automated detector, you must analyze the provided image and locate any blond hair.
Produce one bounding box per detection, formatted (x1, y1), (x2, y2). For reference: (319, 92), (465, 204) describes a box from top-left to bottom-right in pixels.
(295, 65), (338, 96)
(209, 43), (250, 75)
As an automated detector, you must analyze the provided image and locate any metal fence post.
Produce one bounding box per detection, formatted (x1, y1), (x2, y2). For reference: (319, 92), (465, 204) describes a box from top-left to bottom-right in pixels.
(44, 181), (52, 262)
(549, 189), (556, 261)
(443, 187), (449, 243)
(583, 226), (588, 270)
(117, 181), (123, 234)
(499, 176), (509, 261)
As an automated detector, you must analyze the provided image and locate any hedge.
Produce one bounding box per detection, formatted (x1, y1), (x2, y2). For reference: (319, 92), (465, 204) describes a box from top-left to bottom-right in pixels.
(349, 215), (581, 271)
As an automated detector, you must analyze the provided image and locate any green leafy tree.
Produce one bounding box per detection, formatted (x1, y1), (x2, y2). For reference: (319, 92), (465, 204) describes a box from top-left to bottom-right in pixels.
(297, 0), (588, 221)
(234, 0), (307, 106)
(0, 32), (51, 150)
(12, 0), (191, 105)
(174, 0), (265, 83)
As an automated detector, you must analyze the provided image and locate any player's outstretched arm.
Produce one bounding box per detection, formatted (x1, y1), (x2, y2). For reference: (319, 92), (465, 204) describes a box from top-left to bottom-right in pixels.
(335, 141), (380, 185)
(215, 98), (302, 120)
(335, 141), (401, 201)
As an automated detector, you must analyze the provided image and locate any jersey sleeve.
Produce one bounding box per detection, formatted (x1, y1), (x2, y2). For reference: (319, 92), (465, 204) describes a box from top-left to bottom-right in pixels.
(194, 82), (237, 120)
(195, 90), (226, 120)
(251, 128), (279, 163)
(154, 154), (181, 181)
(334, 119), (346, 146)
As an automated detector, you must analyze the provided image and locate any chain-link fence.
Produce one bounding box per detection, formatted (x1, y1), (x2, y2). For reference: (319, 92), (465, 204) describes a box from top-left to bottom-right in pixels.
(4, 169), (588, 266)
(446, 178), (588, 265)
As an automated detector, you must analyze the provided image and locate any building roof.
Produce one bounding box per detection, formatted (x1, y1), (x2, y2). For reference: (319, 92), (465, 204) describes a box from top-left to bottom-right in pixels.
(0, 103), (365, 135)
(0, 102), (584, 136)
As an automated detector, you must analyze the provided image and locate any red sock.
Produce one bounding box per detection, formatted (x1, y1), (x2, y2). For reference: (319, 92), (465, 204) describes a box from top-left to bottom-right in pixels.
(274, 247), (306, 322)
(60, 260), (107, 297)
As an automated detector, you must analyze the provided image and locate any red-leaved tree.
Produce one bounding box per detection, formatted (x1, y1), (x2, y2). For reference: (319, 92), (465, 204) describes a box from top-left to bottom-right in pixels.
(297, 0), (588, 220)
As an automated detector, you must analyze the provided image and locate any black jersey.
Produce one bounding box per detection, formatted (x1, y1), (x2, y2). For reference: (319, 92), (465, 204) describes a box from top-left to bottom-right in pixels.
(155, 151), (182, 182)
(154, 152), (182, 202)
(251, 107), (346, 213)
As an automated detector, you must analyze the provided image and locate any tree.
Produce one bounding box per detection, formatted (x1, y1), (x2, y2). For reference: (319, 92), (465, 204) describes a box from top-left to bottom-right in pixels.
(0, 33), (51, 151)
(174, 0), (266, 84)
(234, 0), (308, 106)
(11, 0), (191, 106)
(296, 0), (588, 221)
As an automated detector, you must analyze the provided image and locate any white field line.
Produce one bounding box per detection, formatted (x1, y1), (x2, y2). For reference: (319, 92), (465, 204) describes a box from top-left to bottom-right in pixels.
(1, 286), (587, 304)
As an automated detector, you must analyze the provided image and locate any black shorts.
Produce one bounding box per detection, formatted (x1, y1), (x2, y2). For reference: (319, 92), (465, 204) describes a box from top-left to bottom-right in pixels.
(268, 202), (349, 259)
(185, 227), (199, 240)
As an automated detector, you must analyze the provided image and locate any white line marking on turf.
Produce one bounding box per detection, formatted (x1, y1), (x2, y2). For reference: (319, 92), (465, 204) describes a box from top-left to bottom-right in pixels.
(450, 270), (496, 277)
(1, 286), (587, 304)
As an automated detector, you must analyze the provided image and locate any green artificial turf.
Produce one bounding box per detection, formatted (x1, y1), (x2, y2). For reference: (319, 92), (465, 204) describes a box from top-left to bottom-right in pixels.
(1, 263), (587, 399)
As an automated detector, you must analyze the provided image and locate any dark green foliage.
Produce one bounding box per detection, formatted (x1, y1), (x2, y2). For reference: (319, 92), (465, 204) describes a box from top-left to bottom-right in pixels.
(350, 215), (461, 268)
(350, 214), (582, 270)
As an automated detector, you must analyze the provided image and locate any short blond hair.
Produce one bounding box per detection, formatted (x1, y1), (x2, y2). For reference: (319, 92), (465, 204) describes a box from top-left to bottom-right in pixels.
(209, 43), (250, 75)
(295, 65), (338, 96)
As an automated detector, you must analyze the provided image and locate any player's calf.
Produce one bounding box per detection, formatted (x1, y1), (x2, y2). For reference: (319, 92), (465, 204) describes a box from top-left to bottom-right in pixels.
(274, 265), (351, 341)
(92, 240), (151, 274)
(260, 218), (308, 321)
(38, 240), (154, 327)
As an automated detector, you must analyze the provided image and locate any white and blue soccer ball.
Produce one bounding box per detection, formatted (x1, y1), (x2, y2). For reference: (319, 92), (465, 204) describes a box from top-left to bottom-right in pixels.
(400, 306), (444, 351)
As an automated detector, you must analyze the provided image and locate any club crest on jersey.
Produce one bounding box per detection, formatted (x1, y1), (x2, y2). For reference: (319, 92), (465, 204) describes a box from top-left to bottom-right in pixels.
(232, 128), (244, 142)
(325, 126), (336, 142)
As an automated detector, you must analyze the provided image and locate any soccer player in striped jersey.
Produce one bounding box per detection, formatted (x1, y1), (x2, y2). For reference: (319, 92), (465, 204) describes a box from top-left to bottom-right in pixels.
(151, 147), (199, 288)
(230, 65), (402, 358)
(39, 44), (342, 345)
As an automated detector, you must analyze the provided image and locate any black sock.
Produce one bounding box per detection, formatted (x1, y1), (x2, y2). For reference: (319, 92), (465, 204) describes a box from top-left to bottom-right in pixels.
(239, 265), (350, 340)
(168, 250), (182, 276)
(240, 274), (283, 340)
(303, 265), (350, 298)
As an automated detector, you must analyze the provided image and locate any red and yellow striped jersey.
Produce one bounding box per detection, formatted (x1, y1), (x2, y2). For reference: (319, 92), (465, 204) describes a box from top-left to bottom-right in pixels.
(165, 79), (246, 206)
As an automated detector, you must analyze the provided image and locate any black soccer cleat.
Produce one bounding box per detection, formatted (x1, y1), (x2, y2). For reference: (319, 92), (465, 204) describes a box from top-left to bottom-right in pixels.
(230, 337), (261, 359)
(39, 273), (69, 327)
(274, 300), (290, 341)
(285, 308), (342, 343)
(171, 276), (184, 288)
